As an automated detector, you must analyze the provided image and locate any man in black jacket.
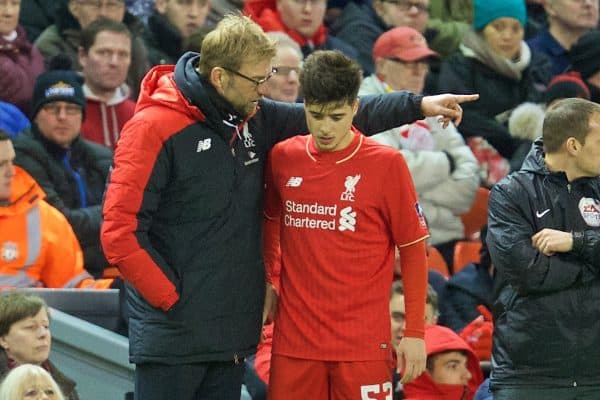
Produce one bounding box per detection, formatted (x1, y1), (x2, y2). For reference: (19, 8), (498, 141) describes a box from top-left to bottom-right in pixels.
(487, 98), (600, 400)
(101, 14), (477, 400)
(13, 68), (113, 278)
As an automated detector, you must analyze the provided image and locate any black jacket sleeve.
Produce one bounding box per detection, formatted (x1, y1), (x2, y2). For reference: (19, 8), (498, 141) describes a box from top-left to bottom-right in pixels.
(487, 180), (585, 295)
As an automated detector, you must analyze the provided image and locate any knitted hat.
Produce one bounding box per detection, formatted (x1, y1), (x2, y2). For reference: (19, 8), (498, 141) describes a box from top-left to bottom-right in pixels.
(570, 30), (600, 80)
(30, 56), (85, 119)
(545, 72), (591, 104)
(473, 0), (527, 31)
(373, 27), (439, 62)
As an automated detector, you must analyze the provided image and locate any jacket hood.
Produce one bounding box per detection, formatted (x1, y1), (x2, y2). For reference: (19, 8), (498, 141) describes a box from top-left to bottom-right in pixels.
(135, 53), (205, 122)
(83, 84), (131, 106)
(0, 167), (45, 217)
(403, 324), (483, 400)
(519, 138), (548, 174)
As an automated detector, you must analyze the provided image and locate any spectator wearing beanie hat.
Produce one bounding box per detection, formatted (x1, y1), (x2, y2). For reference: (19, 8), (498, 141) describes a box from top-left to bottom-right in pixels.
(437, 0), (552, 166)
(570, 29), (600, 103)
(528, 0), (598, 78)
(29, 69), (87, 121)
(11, 63), (113, 278)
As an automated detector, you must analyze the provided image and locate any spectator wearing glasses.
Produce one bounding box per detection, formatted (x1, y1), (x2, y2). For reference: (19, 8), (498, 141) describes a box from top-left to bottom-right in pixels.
(11, 64), (113, 278)
(144, 0), (211, 66)
(330, 0), (465, 75)
(100, 14), (478, 400)
(244, 0), (361, 69)
(34, 0), (150, 99)
(263, 31), (302, 103)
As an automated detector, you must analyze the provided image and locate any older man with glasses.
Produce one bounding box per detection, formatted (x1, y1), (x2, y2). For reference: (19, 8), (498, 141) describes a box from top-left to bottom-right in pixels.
(11, 66), (113, 279)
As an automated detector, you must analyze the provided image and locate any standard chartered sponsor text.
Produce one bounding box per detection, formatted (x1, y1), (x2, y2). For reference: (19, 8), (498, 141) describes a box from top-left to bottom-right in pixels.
(284, 200), (337, 230)
(285, 200), (337, 215)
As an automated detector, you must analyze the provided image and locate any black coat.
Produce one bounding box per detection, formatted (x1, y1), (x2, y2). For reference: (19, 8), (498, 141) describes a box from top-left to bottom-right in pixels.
(487, 139), (600, 389)
(437, 50), (551, 159)
(438, 262), (494, 333)
(13, 126), (113, 277)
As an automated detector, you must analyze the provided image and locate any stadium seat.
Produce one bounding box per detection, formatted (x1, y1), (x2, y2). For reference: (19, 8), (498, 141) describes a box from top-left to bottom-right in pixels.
(453, 240), (482, 274)
(460, 187), (490, 240)
(427, 246), (450, 278)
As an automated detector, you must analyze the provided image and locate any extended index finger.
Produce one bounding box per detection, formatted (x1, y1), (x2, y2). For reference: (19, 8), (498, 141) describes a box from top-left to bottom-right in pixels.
(453, 94), (480, 104)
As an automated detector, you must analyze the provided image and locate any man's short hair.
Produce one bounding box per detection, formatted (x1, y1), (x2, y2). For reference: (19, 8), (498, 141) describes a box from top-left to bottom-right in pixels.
(543, 98), (600, 153)
(0, 292), (48, 336)
(80, 16), (132, 53)
(300, 50), (362, 107)
(390, 280), (438, 314)
(266, 31), (303, 59)
(197, 15), (276, 75)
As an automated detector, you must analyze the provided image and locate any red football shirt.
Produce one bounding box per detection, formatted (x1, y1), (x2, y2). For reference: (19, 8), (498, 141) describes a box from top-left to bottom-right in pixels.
(264, 128), (429, 361)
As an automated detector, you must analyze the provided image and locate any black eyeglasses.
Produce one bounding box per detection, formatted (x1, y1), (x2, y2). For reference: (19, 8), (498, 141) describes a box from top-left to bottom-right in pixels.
(381, 0), (429, 13)
(221, 66), (277, 87)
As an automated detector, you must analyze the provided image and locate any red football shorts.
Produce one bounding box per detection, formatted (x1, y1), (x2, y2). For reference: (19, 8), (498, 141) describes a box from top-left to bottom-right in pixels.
(268, 354), (393, 400)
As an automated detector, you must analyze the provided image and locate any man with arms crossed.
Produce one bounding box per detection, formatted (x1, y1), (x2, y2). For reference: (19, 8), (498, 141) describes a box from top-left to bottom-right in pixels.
(487, 98), (600, 399)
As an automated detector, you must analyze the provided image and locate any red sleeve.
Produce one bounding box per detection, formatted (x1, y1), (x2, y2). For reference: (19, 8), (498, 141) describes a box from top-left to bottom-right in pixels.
(263, 152), (282, 290)
(101, 116), (182, 311)
(398, 239), (427, 339)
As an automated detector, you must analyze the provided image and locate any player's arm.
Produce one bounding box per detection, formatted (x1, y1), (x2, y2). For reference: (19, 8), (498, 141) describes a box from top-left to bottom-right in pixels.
(262, 151), (282, 324)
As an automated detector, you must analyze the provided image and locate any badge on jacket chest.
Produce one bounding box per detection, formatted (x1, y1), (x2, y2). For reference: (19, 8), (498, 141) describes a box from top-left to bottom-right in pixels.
(1, 242), (18, 262)
(579, 197), (600, 227)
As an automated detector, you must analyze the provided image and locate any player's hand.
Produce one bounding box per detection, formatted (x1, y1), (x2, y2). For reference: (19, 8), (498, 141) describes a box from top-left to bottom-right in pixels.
(532, 228), (573, 255)
(397, 337), (426, 384)
(262, 282), (278, 326)
(421, 94), (479, 128)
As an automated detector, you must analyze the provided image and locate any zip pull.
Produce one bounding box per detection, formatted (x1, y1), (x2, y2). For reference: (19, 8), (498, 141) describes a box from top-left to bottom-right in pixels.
(234, 353), (240, 365)
(567, 183), (572, 193)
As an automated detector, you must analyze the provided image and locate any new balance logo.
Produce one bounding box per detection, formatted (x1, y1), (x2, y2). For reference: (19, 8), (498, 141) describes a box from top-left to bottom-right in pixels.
(339, 206), (356, 232)
(286, 177), (303, 187)
(196, 139), (212, 152)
